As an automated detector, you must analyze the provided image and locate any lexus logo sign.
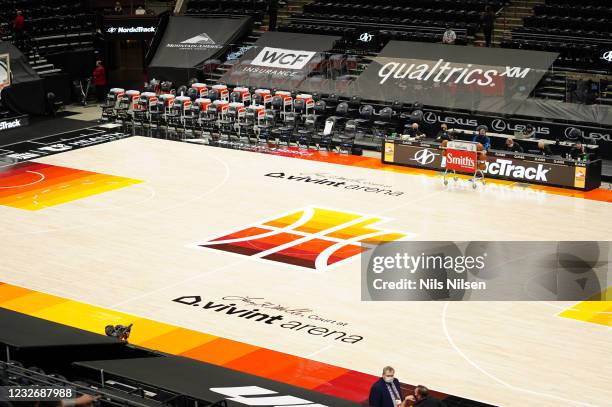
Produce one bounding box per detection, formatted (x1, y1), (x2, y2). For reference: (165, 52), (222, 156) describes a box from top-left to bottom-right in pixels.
(564, 127), (582, 140)
(564, 126), (611, 142)
(421, 112), (478, 127)
(602, 51), (612, 62)
(491, 119), (506, 132)
(411, 149), (439, 165)
(423, 112), (437, 124)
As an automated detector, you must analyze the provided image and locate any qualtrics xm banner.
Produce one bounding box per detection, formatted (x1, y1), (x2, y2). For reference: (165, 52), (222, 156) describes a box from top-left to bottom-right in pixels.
(352, 41), (558, 115)
(219, 31), (340, 91)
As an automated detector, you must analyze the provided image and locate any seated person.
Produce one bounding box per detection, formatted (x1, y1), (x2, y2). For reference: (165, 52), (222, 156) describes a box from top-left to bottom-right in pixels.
(536, 140), (553, 156)
(435, 123), (454, 142)
(504, 137), (523, 153)
(442, 26), (456, 44)
(472, 126), (491, 151)
(569, 142), (589, 160)
(402, 385), (444, 407)
(522, 124), (536, 138)
(402, 122), (426, 140)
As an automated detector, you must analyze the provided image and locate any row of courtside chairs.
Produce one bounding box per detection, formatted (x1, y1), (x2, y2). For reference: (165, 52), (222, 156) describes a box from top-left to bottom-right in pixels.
(101, 83), (368, 153)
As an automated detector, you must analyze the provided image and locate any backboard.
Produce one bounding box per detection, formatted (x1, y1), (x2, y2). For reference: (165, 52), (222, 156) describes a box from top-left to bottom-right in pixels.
(0, 53), (11, 91)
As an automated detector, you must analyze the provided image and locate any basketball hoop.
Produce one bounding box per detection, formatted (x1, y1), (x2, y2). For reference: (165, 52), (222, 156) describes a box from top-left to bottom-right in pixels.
(0, 53), (12, 102)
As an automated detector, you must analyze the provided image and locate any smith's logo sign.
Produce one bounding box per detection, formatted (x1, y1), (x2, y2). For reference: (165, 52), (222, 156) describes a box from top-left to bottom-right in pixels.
(190, 206), (406, 272)
(250, 47), (316, 70)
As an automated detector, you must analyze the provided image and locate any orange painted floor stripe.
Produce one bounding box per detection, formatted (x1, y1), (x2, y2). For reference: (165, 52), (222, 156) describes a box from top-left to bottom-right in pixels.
(224, 348), (307, 377)
(267, 359), (350, 389)
(0, 284), (36, 303)
(180, 337), (259, 365)
(0, 292), (68, 314)
(139, 328), (218, 355)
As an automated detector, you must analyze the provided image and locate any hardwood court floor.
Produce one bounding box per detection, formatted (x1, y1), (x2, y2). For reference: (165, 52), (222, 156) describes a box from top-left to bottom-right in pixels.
(0, 136), (610, 407)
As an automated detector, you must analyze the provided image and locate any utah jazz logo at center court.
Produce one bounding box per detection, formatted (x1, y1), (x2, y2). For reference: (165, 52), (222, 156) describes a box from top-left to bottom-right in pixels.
(190, 206), (408, 272)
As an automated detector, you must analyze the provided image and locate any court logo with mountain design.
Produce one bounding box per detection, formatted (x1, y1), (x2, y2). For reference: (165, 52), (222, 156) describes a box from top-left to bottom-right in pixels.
(189, 206), (409, 272)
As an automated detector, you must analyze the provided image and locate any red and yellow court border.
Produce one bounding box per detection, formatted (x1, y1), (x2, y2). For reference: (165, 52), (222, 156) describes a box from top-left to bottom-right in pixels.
(269, 149), (612, 203)
(0, 282), (384, 402)
(2, 280), (607, 407)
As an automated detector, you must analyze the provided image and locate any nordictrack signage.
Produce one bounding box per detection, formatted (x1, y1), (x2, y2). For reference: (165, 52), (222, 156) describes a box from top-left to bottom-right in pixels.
(103, 17), (158, 38)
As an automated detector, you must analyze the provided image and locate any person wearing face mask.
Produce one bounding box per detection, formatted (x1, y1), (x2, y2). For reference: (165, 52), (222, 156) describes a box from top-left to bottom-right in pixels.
(472, 125), (491, 151)
(435, 123), (454, 142)
(369, 366), (403, 407)
(402, 122), (426, 140)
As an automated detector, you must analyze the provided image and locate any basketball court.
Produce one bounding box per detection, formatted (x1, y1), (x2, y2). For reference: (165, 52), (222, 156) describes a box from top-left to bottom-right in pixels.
(0, 136), (610, 407)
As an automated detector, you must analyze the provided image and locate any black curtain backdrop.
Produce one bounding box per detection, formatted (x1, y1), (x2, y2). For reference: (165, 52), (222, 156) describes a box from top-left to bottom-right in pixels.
(148, 16), (252, 85)
(0, 41), (46, 115)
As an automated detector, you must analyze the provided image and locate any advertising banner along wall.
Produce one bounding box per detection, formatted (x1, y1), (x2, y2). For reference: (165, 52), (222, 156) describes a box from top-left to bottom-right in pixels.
(219, 31), (341, 92)
(351, 41), (558, 116)
(148, 16), (252, 84)
(103, 16), (159, 38)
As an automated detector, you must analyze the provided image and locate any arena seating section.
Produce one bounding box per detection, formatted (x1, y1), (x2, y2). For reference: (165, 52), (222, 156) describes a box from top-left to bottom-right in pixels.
(502, 0), (611, 66)
(0, 0), (94, 76)
(186, 0), (268, 23)
(499, 0), (612, 104)
(281, 0), (507, 45)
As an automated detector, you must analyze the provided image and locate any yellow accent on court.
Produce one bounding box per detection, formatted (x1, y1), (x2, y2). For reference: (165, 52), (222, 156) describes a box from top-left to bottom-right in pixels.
(559, 287), (612, 327)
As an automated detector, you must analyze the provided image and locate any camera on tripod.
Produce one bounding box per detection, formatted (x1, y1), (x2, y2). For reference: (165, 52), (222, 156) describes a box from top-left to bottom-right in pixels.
(105, 323), (133, 342)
